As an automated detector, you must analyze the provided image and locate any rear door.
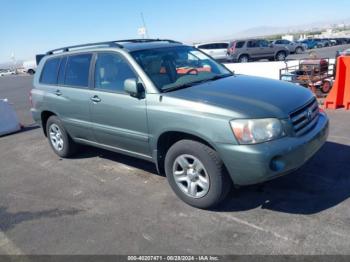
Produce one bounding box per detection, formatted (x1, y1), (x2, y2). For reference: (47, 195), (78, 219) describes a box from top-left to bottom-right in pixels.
(51, 54), (95, 141)
(197, 44), (216, 58)
(89, 52), (150, 157)
(214, 43), (229, 60)
(39, 54), (95, 141)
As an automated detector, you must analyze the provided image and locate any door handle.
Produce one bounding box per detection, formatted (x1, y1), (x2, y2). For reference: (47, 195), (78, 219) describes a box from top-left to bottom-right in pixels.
(54, 90), (62, 96)
(90, 95), (101, 103)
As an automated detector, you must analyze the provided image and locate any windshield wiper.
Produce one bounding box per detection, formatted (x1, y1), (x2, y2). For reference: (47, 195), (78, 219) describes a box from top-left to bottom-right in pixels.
(162, 74), (232, 93)
(206, 73), (232, 81)
(162, 81), (203, 93)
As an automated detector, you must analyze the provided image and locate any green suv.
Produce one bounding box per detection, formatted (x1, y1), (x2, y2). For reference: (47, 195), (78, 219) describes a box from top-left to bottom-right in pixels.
(31, 39), (329, 209)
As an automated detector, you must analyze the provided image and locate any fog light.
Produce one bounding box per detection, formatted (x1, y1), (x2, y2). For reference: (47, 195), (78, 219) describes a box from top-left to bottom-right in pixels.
(270, 156), (285, 172)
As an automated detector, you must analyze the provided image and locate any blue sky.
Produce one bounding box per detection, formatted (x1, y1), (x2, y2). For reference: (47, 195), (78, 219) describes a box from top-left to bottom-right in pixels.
(1, 0), (350, 62)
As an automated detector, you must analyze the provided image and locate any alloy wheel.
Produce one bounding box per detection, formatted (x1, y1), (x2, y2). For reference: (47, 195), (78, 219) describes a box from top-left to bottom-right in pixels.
(172, 154), (210, 198)
(49, 124), (64, 151)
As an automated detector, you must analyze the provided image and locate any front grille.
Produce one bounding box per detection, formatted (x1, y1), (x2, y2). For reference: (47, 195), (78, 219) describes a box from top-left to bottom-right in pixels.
(290, 98), (319, 136)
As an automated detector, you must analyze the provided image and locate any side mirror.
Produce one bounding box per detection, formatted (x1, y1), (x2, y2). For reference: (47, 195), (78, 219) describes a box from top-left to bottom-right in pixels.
(124, 78), (144, 98)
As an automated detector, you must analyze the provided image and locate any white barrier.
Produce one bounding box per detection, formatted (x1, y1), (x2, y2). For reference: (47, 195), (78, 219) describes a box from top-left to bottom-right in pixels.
(0, 99), (21, 136)
(224, 59), (336, 80)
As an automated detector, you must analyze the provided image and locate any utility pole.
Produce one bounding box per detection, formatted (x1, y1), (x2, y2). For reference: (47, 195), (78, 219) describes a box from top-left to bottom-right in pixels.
(10, 52), (16, 71)
(140, 12), (149, 38)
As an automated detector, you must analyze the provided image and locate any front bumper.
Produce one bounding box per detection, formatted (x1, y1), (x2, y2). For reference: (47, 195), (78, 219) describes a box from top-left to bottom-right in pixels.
(217, 113), (329, 186)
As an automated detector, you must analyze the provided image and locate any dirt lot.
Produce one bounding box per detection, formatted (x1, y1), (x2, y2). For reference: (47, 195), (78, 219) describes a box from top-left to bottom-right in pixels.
(0, 75), (350, 255)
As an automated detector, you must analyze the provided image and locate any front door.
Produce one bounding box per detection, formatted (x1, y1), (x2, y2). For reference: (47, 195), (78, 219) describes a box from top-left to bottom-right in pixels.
(258, 39), (274, 58)
(246, 40), (264, 59)
(89, 52), (150, 157)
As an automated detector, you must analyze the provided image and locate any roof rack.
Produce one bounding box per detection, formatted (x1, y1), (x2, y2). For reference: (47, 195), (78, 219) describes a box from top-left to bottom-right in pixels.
(115, 39), (182, 44)
(46, 39), (182, 55)
(46, 41), (124, 55)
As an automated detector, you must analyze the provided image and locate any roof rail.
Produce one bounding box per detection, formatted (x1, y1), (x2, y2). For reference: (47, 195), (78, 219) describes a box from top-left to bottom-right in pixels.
(115, 39), (182, 44)
(45, 39), (182, 55)
(46, 41), (124, 55)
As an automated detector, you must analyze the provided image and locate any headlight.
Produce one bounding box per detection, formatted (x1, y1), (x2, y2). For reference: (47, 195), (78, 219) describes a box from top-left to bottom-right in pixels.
(230, 118), (284, 144)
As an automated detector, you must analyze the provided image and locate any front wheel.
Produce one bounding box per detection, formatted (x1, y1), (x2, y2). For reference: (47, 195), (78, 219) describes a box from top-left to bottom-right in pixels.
(275, 51), (287, 61)
(164, 140), (232, 209)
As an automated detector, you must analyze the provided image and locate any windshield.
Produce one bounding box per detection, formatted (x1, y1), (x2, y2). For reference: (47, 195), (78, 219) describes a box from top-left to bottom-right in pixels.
(131, 46), (232, 92)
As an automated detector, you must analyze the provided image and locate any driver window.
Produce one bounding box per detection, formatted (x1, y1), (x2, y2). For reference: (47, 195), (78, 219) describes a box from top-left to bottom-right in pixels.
(94, 53), (136, 93)
(259, 40), (269, 47)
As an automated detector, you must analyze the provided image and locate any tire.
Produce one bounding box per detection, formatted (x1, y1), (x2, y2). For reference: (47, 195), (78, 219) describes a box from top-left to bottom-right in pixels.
(238, 55), (249, 63)
(321, 81), (332, 94)
(27, 69), (35, 75)
(164, 140), (232, 209)
(46, 115), (77, 158)
(295, 47), (303, 54)
(275, 51), (287, 61)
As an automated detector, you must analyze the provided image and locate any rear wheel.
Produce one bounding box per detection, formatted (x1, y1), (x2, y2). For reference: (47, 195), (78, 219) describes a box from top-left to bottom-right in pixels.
(27, 69), (35, 75)
(295, 47), (303, 54)
(46, 116), (77, 158)
(164, 140), (232, 209)
(238, 55), (249, 63)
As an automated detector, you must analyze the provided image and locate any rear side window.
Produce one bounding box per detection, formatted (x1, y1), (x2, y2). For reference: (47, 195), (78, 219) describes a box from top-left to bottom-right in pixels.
(217, 43), (229, 49)
(64, 54), (92, 87)
(198, 44), (214, 50)
(247, 41), (258, 48)
(40, 58), (60, 85)
(235, 41), (245, 48)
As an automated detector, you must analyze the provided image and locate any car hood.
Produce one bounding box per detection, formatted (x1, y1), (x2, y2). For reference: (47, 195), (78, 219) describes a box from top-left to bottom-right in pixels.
(163, 75), (314, 119)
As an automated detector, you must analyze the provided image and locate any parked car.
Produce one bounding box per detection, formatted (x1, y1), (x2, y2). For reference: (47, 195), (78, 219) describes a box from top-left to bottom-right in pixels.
(23, 60), (37, 75)
(31, 39), (329, 209)
(299, 39), (321, 49)
(227, 39), (290, 62)
(329, 39), (338, 46)
(194, 42), (229, 61)
(317, 39), (331, 48)
(333, 38), (350, 45)
(335, 48), (350, 62)
(272, 39), (305, 54)
(0, 69), (15, 76)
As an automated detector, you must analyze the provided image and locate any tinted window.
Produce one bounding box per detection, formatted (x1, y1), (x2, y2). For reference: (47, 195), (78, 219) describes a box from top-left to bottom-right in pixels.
(94, 53), (136, 93)
(198, 44), (215, 49)
(57, 56), (67, 85)
(216, 43), (229, 49)
(259, 40), (269, 47)
(235, 41), (245, 48)
(247, 41), (258, 48)
(275, 40), (282, 44)
(64, 54), (92, 87)
(40, 58), (60, 85)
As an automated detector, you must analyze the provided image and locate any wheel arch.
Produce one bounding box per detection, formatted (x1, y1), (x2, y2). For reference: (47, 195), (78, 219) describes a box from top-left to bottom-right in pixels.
(238, 53), (250, 61)
(154, 130), (218, 175)
(41, 110), (57, 136)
